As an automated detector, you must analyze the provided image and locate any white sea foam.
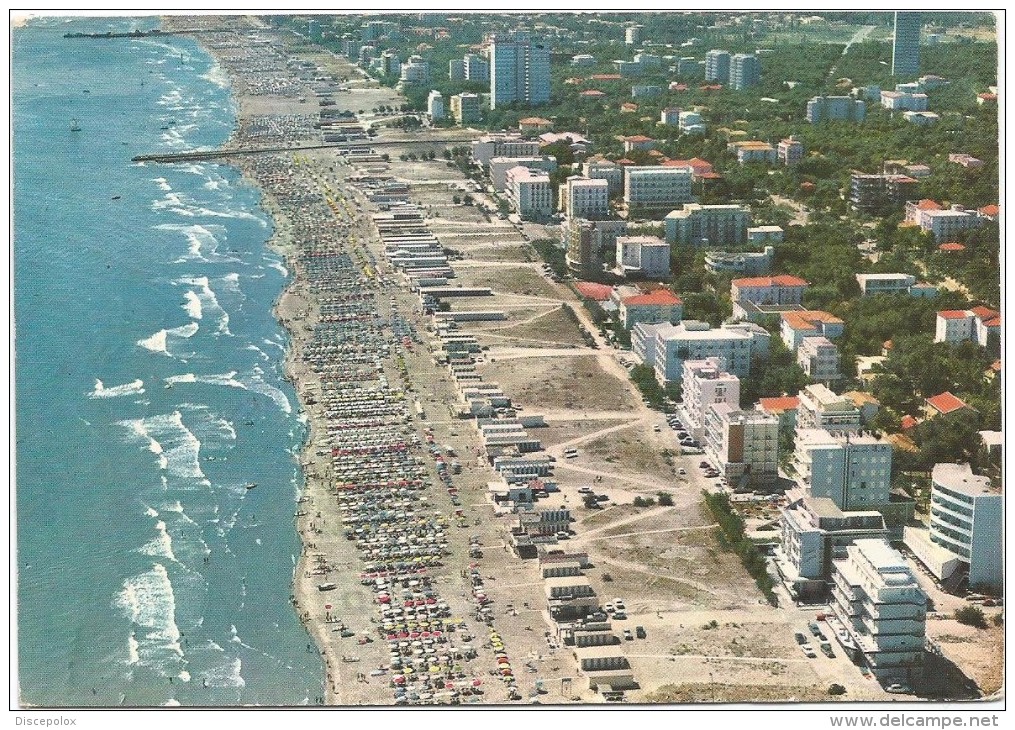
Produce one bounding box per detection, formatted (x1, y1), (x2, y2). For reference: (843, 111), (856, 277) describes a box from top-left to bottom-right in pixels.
(214, 418), (237, 441)
(127, 632), (140, 666)
(174, 276), (230, 335)
(157, 222), (230, 264)
(163, 699), (181, 707)
(247, 366), (291, 414)
(201, 62), (229, 89)
(165, 371), (246, 390)
(144, 506), (159, 518)
(115, 563), (184, 663)
(138, 520), (179, 563)
(182, 291), (202, 320)
(266, 260), (289, 278)
(244, 344), (270, 362)
(153, 177), (172, 192)
(178, 670), (191, 682)
(137, 322), (198, 358)
(90, 378), (145, 399)
(203, 658), (245, 689)
(137, 330), (169, 356)
(122, 418), (170, 471)
(124, 412), (206, 483)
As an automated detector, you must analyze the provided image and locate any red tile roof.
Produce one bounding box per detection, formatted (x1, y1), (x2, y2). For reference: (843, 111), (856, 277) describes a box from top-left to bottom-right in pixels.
(733, 274), (809, 288)
(900, 415), (919, 430)
(781, 310), (843, 330)
(616, 158), (636, 165)
(580, 89), (606, 97)
(971, 306), (1000, 321)
(624, 135), (654, 142)
(574, 281), (614, 301)
(979, 204), (1000, 216)
(519, 116), (551, 125)
(915, 199), (943, 211)
(591, 73), (622, 81)
(937, 309), (971, 320)
(622, 290), (684, 306)
(938, 242), (966, 252)
(926, 391), (969, 415)
(758, 396), (800, 413)
(978, 92), (997, 100)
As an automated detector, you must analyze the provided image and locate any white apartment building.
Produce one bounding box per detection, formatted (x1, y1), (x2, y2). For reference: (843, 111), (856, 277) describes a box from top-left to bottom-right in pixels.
(678, 110), (706, 135)
(634, 320), (770, 385)
(615, 235), (671, 279)
(917, 207), (984, 242)
(583, 159), (624, 197)
(793, 429), (893, 511)
(797, 336), (842, 382)
(855, 273), (916, 296)
(564, 218), (628, 278)
(490, 155), (557, 192)
(471, 134), (541, 167)
(704, 49), (730, 83)
(623, 166), (694, 212)
(934, 307), (1001, 348)
(731, 274), (808, 306)
(729, 140), (777, 164)
(780, 310), (845, 349)
(505, 166), (553, 220)
(618, 289), (684, 331)
(450, 93), (481, 125)
(924, 463), (1002, 591)
(746, 225), (785, 244)
(399, 55), (430, 84)
(777, 497), (887, 599)
(490, 31), (551, 109)
(680, 357), (740, 440)
(427, 90), (445, 121)
(907, 464), (1002, 592)
(831, 539), (927, 683)
(562, 176), (610, 219)
(704, 403), (779, 486)
(778, 136), (804, 166)
(880, 91), (929, 111)
(660, 107), (682, 126)
(806, 95), (866, 123)
(797, 384), (861, 434)
(665, 204), (751, 246)
(463, 53), (489, 82)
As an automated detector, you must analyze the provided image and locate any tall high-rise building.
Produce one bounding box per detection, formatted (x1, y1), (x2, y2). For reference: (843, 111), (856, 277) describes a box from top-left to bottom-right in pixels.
(490, 31), (551, 109)
(892, 12), (921, 77)
(704, 49), (731, 84)
(730, 53), (761, 90)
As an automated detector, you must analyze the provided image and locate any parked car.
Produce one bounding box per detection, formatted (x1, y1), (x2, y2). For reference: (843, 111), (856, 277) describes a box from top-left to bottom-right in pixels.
(623, 629), (633, 641)
(635, 626), (647, 639)
(604, 603), (615, 613)
(801, 643), (817, 658)
(794, 632), (808, 645)
(613, 611), (627, 620)
(885, 684), (910, 694)
(678, 468), (687, 475)
(820, 642), (835, 659)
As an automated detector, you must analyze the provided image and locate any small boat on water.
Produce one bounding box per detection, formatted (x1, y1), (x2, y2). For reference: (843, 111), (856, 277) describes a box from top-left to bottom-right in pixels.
(318, 583), (337, 592)
(244, 482), (258, 490)
(70, 118), (82, 132)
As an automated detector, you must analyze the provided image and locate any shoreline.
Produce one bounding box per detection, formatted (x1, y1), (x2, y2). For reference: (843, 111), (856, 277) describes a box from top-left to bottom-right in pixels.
(162, 16), (332, 703)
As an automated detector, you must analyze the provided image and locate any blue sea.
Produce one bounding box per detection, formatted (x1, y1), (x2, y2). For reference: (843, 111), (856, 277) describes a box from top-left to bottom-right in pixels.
(13, 17), (323, 706)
